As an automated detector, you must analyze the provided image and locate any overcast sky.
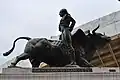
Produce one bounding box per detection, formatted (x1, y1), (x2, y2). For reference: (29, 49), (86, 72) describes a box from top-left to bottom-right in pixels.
(0, 0), (120, 66)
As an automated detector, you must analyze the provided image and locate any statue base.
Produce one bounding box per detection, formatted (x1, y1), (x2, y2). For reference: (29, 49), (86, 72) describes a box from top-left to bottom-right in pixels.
(2, 67), (32, 74)
(2, 66), (92, 74)
(1, 67), (120, 80)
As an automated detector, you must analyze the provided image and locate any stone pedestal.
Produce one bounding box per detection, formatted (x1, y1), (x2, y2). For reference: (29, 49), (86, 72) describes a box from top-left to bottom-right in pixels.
(2, 67), (32, 74)
(0, 67), (120, 80)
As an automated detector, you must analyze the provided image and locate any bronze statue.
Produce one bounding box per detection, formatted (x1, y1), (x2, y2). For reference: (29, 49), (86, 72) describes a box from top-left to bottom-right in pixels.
(3, 26), (111, 68)
(59, 8), (76, 65)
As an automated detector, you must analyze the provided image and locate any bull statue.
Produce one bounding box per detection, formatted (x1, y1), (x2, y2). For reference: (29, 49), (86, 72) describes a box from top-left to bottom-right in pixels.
(3, 25), (111, 67)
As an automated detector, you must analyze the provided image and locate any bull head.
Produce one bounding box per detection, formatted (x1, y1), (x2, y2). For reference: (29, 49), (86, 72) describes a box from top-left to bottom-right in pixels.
(90, 25), (111, 48)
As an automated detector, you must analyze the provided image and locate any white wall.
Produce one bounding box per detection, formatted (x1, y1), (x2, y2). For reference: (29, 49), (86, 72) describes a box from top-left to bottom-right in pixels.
(73, 11), (120, 36)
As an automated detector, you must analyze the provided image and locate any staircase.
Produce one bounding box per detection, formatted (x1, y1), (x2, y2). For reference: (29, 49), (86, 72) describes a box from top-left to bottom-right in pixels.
(91, 33), (120, 67)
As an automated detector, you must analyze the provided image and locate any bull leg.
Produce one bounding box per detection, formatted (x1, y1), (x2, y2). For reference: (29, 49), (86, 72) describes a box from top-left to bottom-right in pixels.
(63, 28), (76, 65)
(80, 57), (94, 67)
(29, 58), (41, 68)
(10, 53), (29, 67)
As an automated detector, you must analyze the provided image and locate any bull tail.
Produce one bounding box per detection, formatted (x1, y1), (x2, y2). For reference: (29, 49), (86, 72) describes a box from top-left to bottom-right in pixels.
(3, 37), (31, 56)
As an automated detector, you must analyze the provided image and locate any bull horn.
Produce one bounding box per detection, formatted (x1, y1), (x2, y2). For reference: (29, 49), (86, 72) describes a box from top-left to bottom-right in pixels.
(103, 32), (105, 35)
(92, 24), (100, 34)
